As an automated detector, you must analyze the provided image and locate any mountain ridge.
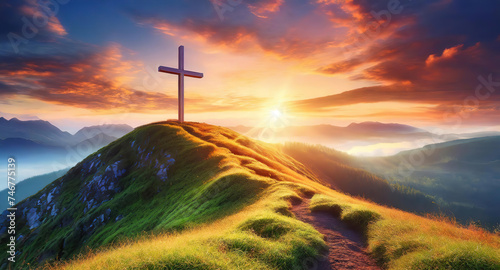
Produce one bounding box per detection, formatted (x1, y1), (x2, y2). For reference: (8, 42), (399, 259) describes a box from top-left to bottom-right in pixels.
(0, 117), (134, 147)
(0, 117), (73, 146)
(0, 118), (135, 187)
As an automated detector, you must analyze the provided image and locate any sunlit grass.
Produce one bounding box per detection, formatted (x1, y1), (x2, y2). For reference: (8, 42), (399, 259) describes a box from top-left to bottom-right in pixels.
(47, 186), (326, 270)
(309, 193), (500, 269)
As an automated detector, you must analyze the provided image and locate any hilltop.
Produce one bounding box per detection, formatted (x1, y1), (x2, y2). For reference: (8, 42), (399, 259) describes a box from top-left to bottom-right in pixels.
(1, 122), (499, 269)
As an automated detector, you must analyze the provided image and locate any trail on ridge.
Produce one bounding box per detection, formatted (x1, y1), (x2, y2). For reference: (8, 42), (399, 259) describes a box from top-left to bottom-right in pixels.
(291, 198), (380, 270)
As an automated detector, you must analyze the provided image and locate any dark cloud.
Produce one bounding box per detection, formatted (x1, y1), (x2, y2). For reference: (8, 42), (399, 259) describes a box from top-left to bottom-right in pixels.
(128, 0), (343, 58)
(0, 0), (68, 54)
(0, 81), (19, 96)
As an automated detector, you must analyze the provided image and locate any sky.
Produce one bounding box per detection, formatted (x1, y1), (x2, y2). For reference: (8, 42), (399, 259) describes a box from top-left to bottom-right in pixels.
(1, 0), (500, 134)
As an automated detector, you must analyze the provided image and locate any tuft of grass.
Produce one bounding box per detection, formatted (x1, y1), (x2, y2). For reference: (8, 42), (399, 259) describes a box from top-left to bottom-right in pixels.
(239, 215), (294, 239)
(310, 194), (380, 235)
(342, 210), (381, 234)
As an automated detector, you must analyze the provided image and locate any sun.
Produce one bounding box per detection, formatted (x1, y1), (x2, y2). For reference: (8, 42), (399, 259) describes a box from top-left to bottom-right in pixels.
(268, 108), (289, 128)
(271, 109), (282, 118)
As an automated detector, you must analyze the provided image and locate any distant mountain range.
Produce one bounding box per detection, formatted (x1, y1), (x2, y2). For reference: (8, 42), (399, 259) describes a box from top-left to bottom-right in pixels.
(0, 117), (134, 188)
(230, 121), (500, 141)
(229, 121), (431, 141)
(229, 122), (500, 155)
(392, 136), (500, 166)
(0, 117), (74, 146)
(0, 117), (134, 147)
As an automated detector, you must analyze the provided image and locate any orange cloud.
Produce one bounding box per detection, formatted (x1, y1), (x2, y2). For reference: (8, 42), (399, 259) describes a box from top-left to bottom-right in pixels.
(20, 0), (67, 36)
(47, 16), (67, 36)
(426, 44), (464, 66)
(248, 0), (284, 18)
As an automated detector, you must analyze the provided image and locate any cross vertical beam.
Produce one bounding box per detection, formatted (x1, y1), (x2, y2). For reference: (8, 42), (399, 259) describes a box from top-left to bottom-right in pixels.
(178, 46), (184, 122)
(158, 45), (203, 123)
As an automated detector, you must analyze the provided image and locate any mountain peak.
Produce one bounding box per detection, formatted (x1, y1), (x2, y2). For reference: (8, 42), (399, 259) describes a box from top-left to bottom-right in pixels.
(0, 117), (73, 146)
(73, 123), (134, 141)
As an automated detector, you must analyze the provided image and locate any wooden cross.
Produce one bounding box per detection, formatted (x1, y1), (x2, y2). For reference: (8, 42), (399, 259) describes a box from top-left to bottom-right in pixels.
(158, 45), (203, 122)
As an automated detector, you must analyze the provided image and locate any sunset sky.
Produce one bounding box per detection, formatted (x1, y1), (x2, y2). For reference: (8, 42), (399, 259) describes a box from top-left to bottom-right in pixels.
(1, 0), (500, 133)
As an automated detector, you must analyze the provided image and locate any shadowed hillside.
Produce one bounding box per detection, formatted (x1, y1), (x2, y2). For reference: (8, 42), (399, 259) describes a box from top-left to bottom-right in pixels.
(359, 136), (500, 229)
(1, 122), (498, 270)
(280, 143), (438, 214)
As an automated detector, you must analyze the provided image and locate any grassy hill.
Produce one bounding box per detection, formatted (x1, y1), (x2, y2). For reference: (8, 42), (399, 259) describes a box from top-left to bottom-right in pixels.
(1, 122), (499, 269)
(359, 136), (500, 229)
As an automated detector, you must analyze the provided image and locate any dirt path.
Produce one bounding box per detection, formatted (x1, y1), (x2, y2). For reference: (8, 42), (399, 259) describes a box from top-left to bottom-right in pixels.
(291, 198), (380, 270)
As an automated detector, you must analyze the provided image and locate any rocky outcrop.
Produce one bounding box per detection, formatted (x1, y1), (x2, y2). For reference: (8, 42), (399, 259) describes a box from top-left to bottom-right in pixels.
(81, 160), (126, 213)
(21, 183), (62, 230)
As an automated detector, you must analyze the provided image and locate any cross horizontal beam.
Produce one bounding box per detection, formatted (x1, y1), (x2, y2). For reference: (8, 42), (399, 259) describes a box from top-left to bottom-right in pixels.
(158, 66), (203, 78)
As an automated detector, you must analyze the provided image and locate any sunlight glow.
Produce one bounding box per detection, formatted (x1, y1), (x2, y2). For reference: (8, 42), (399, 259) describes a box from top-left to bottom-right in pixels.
(271, 109), (282, 118)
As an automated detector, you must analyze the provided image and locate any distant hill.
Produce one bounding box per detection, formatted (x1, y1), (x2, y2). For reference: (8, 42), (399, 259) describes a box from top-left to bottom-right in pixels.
(358, 136), (500, 229)
(0, 168), (69, 211)
(393, 136), (500, 165)
(346, 121), (427, 134)
(440, 131), (500, 141)
(280, 142), (438, 214)
(73, 124), (133, 143)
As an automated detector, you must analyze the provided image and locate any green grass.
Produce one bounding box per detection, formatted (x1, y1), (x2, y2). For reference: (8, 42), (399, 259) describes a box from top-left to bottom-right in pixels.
(309, 194), (500, 269)
(309, 194), (381, 236)
(47, 186), (327, 270)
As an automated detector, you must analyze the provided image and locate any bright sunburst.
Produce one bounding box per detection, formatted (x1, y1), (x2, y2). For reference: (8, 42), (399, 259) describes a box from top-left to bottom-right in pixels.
(271, 109), (282, 118)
